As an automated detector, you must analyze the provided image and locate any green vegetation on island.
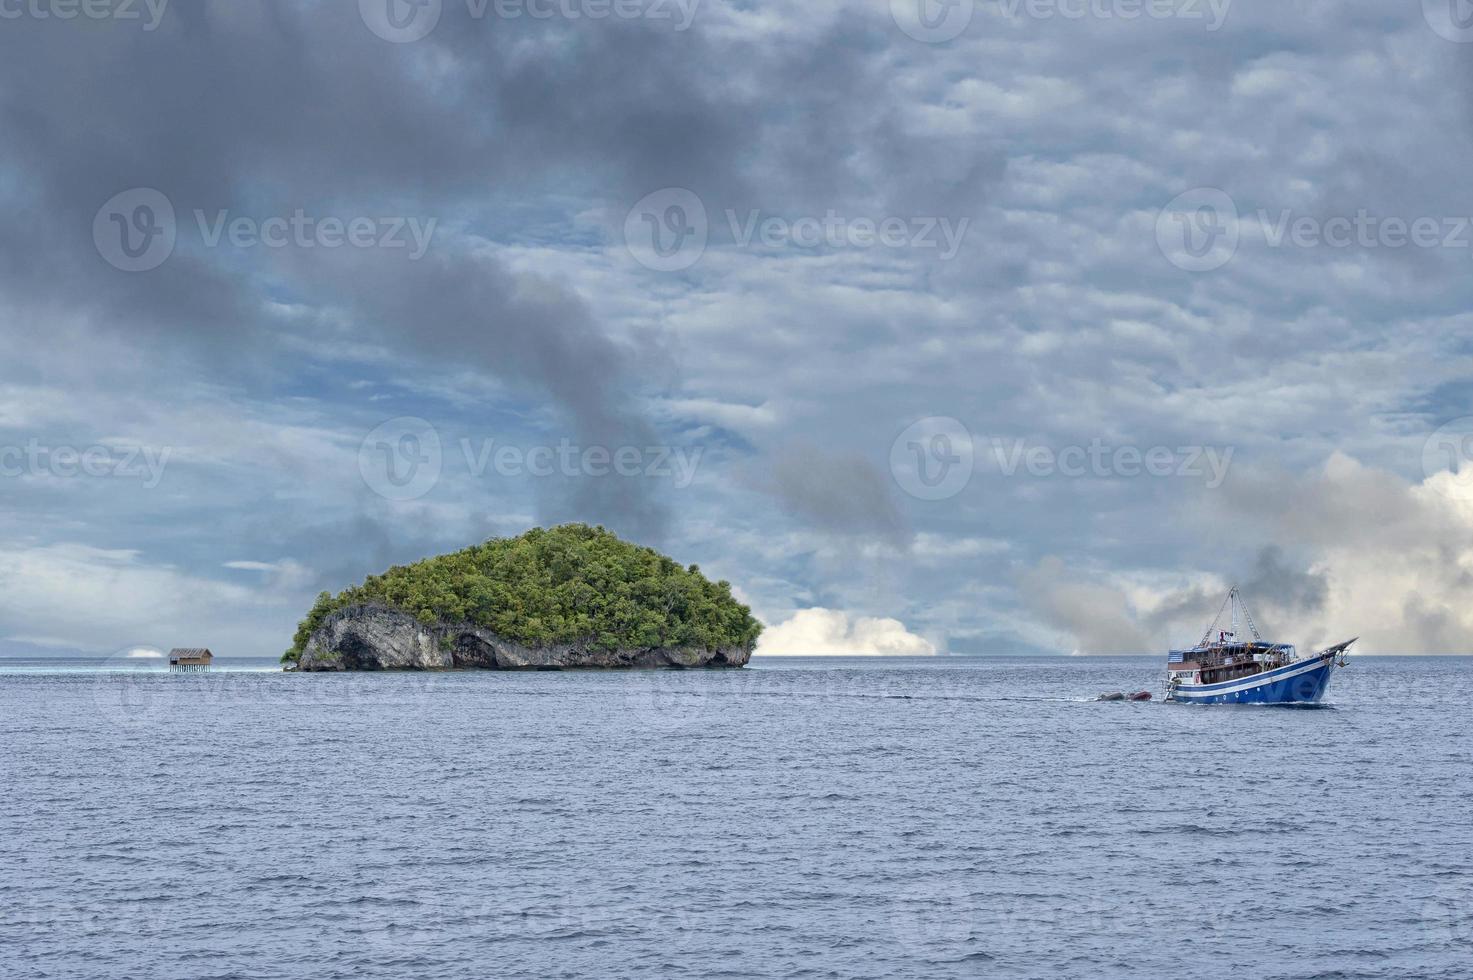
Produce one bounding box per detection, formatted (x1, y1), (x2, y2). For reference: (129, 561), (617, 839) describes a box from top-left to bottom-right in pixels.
(281, 524), (762, 664)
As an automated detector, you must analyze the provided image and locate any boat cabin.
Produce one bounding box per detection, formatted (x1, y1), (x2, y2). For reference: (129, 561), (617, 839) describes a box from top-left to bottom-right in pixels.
(1167, 639), (1295, 686)
(168, 648), (214, 672)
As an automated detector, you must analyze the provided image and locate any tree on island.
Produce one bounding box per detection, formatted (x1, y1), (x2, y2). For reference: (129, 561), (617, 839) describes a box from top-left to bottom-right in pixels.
(281, 523), (762, 664)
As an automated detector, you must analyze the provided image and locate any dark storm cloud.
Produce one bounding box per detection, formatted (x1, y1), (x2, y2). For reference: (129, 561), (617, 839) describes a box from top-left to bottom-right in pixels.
(0, 2), (980, 298)
(0, 2), (990, 544)
(289, 243), (673, 539)
(0, 3), (504, 365)
(294, 247), (637, 440)
(0, 5), (743, 534)
(764, 444), (909, 546)
(1135, 546), (1328, 644)
(249, 509), (483, 595)
(5, 7), (999, 305)
(1240, 546), (1327, 616)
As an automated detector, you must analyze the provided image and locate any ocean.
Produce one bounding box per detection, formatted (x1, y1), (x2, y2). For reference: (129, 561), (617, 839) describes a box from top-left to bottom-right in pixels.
(1, 655), (1468, 979)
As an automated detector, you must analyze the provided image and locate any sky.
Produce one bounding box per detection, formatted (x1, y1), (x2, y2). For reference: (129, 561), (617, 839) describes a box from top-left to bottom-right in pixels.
(2, 0), (1473, 657)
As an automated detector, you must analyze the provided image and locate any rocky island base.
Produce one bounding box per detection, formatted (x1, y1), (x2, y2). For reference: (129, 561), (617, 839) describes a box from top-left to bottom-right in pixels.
(293, 604), (752, 671)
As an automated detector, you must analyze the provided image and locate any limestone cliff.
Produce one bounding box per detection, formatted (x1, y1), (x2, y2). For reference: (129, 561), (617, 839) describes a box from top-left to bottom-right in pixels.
(292, 604), (753, 672)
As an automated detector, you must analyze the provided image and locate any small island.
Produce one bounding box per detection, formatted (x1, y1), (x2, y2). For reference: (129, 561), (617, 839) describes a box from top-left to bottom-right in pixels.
(282, 524), (762, 671)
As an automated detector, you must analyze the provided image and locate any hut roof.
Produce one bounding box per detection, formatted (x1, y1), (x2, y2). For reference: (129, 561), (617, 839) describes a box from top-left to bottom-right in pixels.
(168, 648), (213, 659)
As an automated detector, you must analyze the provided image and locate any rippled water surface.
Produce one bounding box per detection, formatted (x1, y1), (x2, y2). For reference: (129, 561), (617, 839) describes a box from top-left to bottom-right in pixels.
(2, 655), (1470, 979)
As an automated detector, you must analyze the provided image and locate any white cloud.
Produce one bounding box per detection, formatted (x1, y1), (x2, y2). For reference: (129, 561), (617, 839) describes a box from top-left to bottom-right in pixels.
(913, 533), (1011, 562)
(1245, 454), (1473, 654)
(1023, 453), (1473, 655)
(0, 544), (301, 656)
(651, 396), (781, 438)
(757, 607), (936, 656)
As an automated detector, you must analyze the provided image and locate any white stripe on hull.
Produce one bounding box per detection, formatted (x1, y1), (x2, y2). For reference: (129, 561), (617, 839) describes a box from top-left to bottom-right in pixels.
(1169, 655), (1335, 699)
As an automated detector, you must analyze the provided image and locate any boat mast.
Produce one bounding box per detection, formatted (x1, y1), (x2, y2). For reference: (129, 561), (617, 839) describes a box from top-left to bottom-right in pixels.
(1198, 590), (1233, 647)
(1235, 587), (1262, 642)
(1199, 586), (1264, 648)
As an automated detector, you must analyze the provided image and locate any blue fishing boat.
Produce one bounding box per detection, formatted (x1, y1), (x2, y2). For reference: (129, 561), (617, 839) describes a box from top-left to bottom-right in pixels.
(1164, 587), (1356, 705)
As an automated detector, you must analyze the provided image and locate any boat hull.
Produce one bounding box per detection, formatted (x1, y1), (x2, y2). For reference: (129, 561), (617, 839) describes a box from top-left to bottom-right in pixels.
(1167, 654), (1336, 705)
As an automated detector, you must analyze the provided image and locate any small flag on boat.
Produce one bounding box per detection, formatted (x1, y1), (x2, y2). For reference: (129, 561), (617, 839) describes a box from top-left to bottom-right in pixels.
(1168, 650), (1186, 664)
